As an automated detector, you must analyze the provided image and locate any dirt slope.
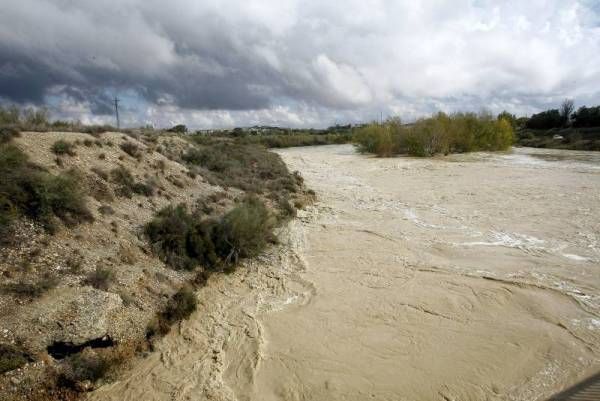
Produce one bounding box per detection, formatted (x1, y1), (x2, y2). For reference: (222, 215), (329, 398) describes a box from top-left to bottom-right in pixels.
(0, 131), (222, 397)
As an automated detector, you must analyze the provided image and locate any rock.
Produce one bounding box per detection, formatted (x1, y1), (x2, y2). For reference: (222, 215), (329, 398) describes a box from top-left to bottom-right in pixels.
(75, 380), (94, 392)
(12, 287), (123, 352)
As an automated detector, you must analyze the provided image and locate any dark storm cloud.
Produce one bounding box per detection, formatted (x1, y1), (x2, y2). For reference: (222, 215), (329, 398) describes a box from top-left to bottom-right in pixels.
(0, 48), (55, 103)
(1, 0), (600, 128)
(0, 0), (287, 114)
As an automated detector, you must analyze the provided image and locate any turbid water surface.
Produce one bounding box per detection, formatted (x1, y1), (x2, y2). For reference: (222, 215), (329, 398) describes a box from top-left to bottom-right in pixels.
(90, 145), (600, 401)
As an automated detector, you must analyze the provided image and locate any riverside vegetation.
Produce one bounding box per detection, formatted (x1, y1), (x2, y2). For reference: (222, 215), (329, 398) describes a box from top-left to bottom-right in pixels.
(514, 100), (600, 150)
(0, 107), (312, 401)
(353, 100), (600, 156)
(353, 112), (515, 157)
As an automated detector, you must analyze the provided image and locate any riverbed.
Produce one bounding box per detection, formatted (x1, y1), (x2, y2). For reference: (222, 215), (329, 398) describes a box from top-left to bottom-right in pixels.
(90, 145), (600, 401)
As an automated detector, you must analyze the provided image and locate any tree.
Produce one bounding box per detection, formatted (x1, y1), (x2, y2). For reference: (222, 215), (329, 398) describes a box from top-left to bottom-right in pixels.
(515, 117), (529, 129)
(231, 127), (246, 137)
(560, 99), (574, 127)
(497, 111), (517, 130)
(168, 124), (188, 133)
(572, 106), (600, 128)
(525, 109), (562, 129)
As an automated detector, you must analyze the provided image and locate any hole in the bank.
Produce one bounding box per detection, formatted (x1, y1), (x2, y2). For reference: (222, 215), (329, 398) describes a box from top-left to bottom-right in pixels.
(47, 336), (115, 360)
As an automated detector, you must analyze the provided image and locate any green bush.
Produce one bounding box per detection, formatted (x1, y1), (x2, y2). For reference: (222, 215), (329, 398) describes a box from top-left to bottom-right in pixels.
(213, 196), (274, 263)
(52, 140), (76, 156)
(145, 204), (201, 270)
(353, 112), (514, 157)
(0, 344), (30, 374)
(0, 144), (92, 236)
(145, 197), (274, 270)
(353, 123), (396, 156)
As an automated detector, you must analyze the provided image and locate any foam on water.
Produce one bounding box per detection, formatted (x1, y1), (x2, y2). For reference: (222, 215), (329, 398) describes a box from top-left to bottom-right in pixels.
(562, 253), (589, 262)
(456, 231), (546, 250)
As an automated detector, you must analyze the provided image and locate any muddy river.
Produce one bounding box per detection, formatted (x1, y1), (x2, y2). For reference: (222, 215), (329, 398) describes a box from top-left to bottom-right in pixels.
(90, 145), (600, 401)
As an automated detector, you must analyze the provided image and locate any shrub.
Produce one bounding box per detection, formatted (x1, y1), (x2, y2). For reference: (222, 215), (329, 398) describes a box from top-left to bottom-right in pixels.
(1, 274), (59, 298)
(91, 167), (109, 181)
(43, 169), (93, 226)
(89, 179), (114, 202)
(0, 106), (20, 126)
(66, 254), (83, 274)
(145, 204), (200, 270)
(353, 112), (514, 157)
(0, 145), (92, 234)
(110, 166), (136, 198)
(353, 123), (396, 156)
(168, 124), (188, 133)
(120, 142), (141, 159)
(132, 181), (155, 196)
(0, 126), (20, 143)
(163, 286), (197, 322)
(97, 205), (114, 215)
(212, 196), (274, 263)
(52, 140), (76, 156)
(85, 266), (115, 291)
(147, 286), (197, 338)
(182, 143), (298, 197)
(0, 105), (48, 131)
(145, 197), (273, 270)
(83, 139), (93, 147)
(82, 125), (114, 135)
(59, 350), (116, 388)
(277, 197), (297, 220)
(109, 166), (153, 197)
(0, 344), (30, 374)
(230, 132), (351, 148)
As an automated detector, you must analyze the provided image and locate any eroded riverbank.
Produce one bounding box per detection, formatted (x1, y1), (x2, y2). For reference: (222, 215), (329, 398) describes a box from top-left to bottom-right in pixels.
(90, 145), (600, 401)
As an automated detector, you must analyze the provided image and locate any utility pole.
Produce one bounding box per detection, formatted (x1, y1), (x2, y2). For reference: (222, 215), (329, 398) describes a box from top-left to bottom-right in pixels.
(114, 97), (120, 129)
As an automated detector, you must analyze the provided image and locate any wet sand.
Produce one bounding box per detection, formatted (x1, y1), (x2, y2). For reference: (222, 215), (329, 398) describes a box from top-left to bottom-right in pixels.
(90, 145), (600, 401)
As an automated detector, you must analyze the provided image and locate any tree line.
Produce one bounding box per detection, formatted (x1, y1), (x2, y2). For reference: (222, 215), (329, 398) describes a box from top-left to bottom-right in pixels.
(522, 100), (600, 130)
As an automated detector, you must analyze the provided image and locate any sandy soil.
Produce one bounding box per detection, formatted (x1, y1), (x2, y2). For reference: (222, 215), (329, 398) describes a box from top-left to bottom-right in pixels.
(90, 145), (600, 401)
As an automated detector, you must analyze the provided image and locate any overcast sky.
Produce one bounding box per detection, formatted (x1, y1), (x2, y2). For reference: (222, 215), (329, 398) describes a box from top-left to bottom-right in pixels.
(1, 0), (600, 129)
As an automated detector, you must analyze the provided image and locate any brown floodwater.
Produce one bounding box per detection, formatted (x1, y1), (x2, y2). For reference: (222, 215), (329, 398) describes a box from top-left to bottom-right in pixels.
(90, 145), (600, 401)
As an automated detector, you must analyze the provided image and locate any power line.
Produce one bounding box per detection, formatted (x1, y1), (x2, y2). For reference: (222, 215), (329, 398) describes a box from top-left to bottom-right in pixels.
(114, 97), (120, 129)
